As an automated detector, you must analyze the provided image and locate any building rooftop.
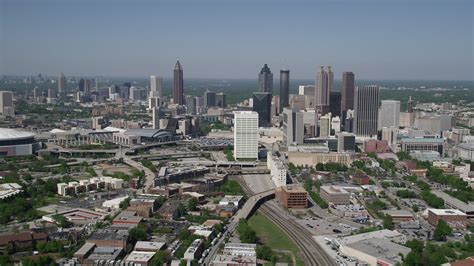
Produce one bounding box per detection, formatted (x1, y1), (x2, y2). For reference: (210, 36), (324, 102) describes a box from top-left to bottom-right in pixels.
(428, 208), (467, 216)
(345, 238), (410, 265)
(0, 128), (35, 140)
(134, 241), (166, 251)
(125, 251), (155, 262)
(382, 210), (414, 217)
(320, 185), (350, 195)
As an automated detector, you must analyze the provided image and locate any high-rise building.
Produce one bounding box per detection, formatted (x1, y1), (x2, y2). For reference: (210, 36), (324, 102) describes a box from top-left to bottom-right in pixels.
(258, 64), (273, 93)
(194, 96), (204, 114)
(149, 97), (160, 110)
(33, 87), (39, 102)
(279, 69), (289, 112)
(319, 113), (331, 138)
(407, 96), (414, 113)
(152, 107), (162, 129)
(216, 92), (226, 108)
(150, 75), (163, 98)
(252, 92), (272, 127)
(283, 108), (304, 146)
(173, 60), (184, 105)
(47, 88), (57, 99)
(233, 111), (259, 160)
(329, 91), (342, 118)
(332, 116), (341, 134)
(58, 73), (65, 99)
(84, 79), (92, 97)
(185, 95), (196, 114)
(298, 85), (315, 96)
(78, 78), (85, 92)
(344, 109), (354, 133)
(337, 133), (356, 153)
(0, 91), (14, 116)
(271, 95), (280, 117)
(341, 72), (355, 117)
(354, 85), (380, 137)
(315, 66), (333, 115)
(379, 100), (400, 129)
(204, 90), (216, 107)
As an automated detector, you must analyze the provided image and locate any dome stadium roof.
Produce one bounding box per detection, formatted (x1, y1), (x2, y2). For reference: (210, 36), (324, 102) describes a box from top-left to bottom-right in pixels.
(0, 128), (35, 141)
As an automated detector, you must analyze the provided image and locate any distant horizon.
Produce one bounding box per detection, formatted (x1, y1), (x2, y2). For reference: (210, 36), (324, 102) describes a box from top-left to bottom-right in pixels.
(1, 0), (472, 80)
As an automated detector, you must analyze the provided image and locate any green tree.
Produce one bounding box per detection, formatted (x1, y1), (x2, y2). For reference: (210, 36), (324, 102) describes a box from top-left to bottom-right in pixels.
(150, 250), (170, 266)
(433, 220), (453, 241)
(187, 197), (199, 211)
(383, 214), (394, 230)
(129, 226), (148, 242)
(256, 245), (274, 260)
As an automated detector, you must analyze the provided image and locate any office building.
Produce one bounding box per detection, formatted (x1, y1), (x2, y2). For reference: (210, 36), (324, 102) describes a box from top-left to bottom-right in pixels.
(288, 152), (353, 166)
(0, 91), (14, 116)
(319, 113), (331, 138)
(329, 91), (342, 118)
(216, 92), (226, 108)
(84, 79), (92, 97)
(431, 191), (474, 218)
(332, 116), (341, 133)
(341, 72), (355, 118)
(407, 96), (414, 113)
(382, 126), (398, 147)
(315, 66), (333, 114)
(252, 92), (272, 127)
(320, 185), (350, 205)
(344, 109), (354, 133)
(271, 95), (280, 117)
(354, 85), (379, 137)
(458, 143), (474, 161)
(379, 100), (400, 129)
(414, 114), (454, 135)
(275, 186), (308, 209)
(58, 73), (65, 99)
(185, 95), (196, 114)
(233, 111), (258, 160)
(150, 75), (163, 98)
(279, 69), (290, 112)
(204, 90), (216, 107)
(399, 137), (444, 154)
(427, 209), (468, 230)
(194, 96), (204, 114)
(33, 87), (39, 102)
(258, 64), (273, 93)
(337, 133), (356, 153)
(148, 97), (160, 110)
(173, 60), (184, 105)
(283, 108), (304, 146)
(152, 107), (161, 129)
(298, 85), (315, 96)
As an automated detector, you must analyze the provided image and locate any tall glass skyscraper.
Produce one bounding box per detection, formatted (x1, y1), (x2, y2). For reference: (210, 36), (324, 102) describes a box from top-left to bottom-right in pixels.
(279, 69), (290, 113)
(258, 64), (273, 93)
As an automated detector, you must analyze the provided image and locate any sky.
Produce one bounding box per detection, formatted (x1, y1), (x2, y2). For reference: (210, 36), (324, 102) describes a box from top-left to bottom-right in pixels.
(0, 0), (473, 80)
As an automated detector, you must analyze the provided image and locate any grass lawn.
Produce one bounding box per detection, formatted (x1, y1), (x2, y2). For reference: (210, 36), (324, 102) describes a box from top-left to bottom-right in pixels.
(248, 212), (304, 266)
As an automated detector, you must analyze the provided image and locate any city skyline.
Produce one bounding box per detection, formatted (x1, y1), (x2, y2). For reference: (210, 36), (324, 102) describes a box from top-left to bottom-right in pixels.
(1, 0), (472, 80)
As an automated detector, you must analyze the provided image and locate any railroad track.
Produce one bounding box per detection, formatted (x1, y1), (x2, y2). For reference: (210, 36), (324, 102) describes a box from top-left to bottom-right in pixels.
(237, 177), (336, 266)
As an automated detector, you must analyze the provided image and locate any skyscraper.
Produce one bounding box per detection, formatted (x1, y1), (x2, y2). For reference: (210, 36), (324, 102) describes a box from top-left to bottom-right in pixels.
(252, 92), (272, 127)
(78, 78), (85, 92)
(84, 79), (91, 97)
(58, 73), (65, 99)
(173, 60), (184, 105)
(279, 69), (289, 112)
(0, 91), (14, 116)
(233, 111), (259, 160)
(33, 87), (39, 102)
(216, 92), (226, 108)
(283, 108), (304, 146)
(315, 66), (333, 115)
(354, 85), (380, 137)
(185, 95), (196, 114)
(319, 113), (331, 138)
(379, 100), (400, 129)
(204, 90), (216, 107)
(341, 72), (355, 116)
(150, 75), (163, 98)
(329, 91), (342, 118)
(258, 64), (273, 93)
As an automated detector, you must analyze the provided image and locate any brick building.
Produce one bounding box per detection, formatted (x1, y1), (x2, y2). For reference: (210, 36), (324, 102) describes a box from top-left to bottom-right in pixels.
(275, 186), (308, 209)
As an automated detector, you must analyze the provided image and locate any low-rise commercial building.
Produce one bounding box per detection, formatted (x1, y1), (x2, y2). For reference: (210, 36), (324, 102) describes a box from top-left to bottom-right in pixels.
(427, 209), (468, 229)
(339, 238), (410, 266)
(320, 185), (351, 205)
(288, 152), (353, 167)
(125, 251), (156, 266)
(431, 191), (474, 218)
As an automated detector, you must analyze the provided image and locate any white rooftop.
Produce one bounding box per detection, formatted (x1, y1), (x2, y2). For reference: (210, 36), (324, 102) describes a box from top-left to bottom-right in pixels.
(125, 251), (155, 262)
(0, 128), (34, 140)
(428, 208), (467, 216)
(134, 241), (166, 251)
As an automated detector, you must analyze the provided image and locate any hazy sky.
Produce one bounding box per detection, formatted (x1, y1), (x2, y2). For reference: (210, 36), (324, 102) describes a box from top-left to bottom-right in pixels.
(0, 0), (473, 80)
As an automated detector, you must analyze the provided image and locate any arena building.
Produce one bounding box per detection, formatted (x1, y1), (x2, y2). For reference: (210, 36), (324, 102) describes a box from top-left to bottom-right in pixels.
(0, 128), (41, 157)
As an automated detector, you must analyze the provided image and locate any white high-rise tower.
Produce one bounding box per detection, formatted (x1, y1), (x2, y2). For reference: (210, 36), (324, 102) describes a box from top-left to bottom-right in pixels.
(233, 111), (258, 160)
